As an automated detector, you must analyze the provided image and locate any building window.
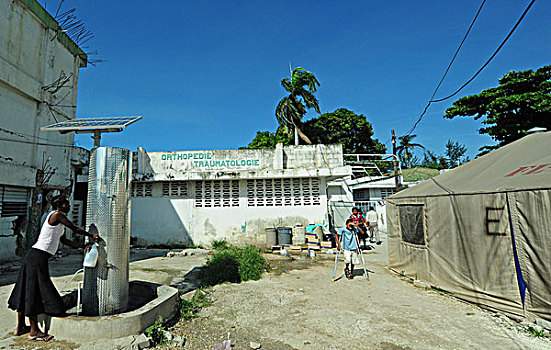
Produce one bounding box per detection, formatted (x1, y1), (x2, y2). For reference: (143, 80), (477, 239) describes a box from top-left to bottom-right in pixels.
(354, 189), (370, 201)
(380, 188), (396, 198)
(195, 180), (240, 208)
(0, 186), (29, 217)
(162, 181), (188, 197)
(246, 178), (321, 207)
(398, 205), (425, 245)
(131, 182), (152, 197)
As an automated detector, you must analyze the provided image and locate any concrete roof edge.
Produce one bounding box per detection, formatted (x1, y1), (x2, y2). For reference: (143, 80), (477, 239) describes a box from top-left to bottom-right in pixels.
(19, 0), (88, 67)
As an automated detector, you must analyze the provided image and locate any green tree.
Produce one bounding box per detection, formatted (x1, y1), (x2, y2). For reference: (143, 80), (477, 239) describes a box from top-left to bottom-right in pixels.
(444, 65), (551, 154)
(396, 134), (424, 169)
(444, 139), (468, 167)
(275, 67), (320, 145)
(243, 128), (292, 149)
(422, 150), (447, 170)
(303, 108), (386, 154)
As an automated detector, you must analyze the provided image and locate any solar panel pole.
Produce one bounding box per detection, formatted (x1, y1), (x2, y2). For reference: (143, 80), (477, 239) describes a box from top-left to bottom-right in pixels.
(92, 130), (101, 148)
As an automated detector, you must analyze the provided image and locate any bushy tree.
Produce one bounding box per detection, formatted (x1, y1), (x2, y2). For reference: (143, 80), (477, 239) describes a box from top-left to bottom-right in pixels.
(421, 139), (469, 169)
(243, 128), (292, 149)
(444, 65), (551, 154)
(245, 108), (386, 155)
(303, 108), (386, 154)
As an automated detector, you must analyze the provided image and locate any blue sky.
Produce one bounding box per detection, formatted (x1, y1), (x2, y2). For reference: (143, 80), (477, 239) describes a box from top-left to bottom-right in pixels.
(44, 1), (550, 159)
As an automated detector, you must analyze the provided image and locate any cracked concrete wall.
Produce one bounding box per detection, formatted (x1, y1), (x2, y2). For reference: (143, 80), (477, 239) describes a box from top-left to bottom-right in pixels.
(0, 0), (85, 188)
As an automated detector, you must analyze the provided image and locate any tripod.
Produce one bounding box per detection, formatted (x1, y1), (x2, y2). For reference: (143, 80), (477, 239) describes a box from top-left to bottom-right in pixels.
(331, 230), (370, 284)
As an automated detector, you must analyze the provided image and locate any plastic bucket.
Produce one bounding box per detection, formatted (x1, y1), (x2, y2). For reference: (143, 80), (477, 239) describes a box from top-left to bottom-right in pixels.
(265, 228), (277, 247)
(277, 227), (292, 245)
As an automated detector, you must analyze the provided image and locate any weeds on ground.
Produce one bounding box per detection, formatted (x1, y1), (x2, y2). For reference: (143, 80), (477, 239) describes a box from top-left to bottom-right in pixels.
(200, 246), (268, 286)
(145, 316), (168, 346)
(179, 287), (214, 321)
(212, 239), (230, 250)
(527, 325), (546, 338)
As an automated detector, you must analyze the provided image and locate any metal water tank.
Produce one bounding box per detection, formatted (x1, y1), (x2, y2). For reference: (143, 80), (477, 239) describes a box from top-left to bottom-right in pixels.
(82, 147), (131, 316)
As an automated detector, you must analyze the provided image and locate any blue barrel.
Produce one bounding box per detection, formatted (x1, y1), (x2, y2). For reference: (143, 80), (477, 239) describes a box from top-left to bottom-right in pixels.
(277, 227), (292, 245)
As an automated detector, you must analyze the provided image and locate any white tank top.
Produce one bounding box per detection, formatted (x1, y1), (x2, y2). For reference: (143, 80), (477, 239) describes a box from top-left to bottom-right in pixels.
(33, 211), (65, 255)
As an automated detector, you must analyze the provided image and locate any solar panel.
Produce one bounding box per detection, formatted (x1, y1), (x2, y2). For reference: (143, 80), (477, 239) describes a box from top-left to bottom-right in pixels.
(40, 116), (142, 132)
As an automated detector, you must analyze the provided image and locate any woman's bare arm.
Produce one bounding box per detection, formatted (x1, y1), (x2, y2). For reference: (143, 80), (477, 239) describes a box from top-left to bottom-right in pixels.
(51, 211), (93, 239)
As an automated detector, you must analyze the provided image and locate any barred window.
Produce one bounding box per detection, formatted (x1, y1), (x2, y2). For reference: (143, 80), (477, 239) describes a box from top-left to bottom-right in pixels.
(195, 180), (240, 207)
(246, 178), (321, 207)
(398, 205), (425, 245)
(162, 181), (188, 197)
(131, 182), (152, 197)
(380, 188), (396, 198)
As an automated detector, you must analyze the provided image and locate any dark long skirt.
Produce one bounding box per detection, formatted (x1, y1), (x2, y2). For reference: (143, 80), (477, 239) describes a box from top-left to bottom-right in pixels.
(8, 248), (66, 317)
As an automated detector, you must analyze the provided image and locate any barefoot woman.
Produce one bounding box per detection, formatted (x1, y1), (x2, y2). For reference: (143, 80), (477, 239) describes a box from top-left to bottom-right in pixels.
(8, 195), (99, 342)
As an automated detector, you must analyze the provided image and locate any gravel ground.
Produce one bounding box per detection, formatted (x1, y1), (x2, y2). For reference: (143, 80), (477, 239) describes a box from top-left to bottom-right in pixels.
(159, 246), (551, 350)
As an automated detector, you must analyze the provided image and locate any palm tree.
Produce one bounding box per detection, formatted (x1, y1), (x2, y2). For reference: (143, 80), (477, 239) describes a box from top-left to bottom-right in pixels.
(275, 66), (320, 145)
(396, 134), (424, 168)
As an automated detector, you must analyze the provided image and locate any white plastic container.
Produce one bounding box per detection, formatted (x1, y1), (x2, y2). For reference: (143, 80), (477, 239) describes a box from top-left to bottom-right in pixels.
(83, 244), (99, 268)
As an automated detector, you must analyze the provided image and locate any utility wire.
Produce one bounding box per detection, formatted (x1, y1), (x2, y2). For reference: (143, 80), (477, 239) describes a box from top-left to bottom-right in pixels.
(0, 136), (76, 148)
(0, 125), (65, 143)
(405, 0), (487, 136)
(430, 0), (536, 103)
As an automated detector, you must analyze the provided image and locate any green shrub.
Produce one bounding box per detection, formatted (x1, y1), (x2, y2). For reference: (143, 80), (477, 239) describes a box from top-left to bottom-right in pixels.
(145, 316), (168, 346)
(200, 246), (268, 286)
(527, 325), (545, 338)
(179, 288), (213, 321)
(201, 252), (241, 286)
(180, 299), (197, 321)
(192, 288), (213, 308)
(233, 246), (269, 281)
(212, 239), (229, 250)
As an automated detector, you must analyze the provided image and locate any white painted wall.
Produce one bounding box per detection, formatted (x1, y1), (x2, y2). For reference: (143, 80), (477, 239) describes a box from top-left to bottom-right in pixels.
(131, 178), (329, 246)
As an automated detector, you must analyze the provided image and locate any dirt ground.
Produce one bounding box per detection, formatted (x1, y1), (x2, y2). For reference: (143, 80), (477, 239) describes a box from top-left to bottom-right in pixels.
(162, 246), (551, 350)
(0, 244), (549, 349)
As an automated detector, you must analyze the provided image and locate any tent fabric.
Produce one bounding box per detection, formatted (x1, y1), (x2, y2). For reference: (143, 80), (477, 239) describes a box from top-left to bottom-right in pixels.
(510, 190), (551, 320)
(387, 132), (551, 321)
(391, 131), (551, 198)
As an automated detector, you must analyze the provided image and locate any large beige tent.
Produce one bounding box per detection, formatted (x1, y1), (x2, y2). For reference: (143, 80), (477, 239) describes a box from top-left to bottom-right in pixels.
(386, 131), (551, 321)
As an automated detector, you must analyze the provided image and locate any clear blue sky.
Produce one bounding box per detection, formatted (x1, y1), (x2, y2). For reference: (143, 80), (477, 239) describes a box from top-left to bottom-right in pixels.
(43, 0), (550, 159)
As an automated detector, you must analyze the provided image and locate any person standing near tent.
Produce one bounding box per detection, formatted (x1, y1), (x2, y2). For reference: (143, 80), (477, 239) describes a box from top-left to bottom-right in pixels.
(336, 219), (362, 279)
(8, 195), (100, 342)
(366, 206), (381, 245)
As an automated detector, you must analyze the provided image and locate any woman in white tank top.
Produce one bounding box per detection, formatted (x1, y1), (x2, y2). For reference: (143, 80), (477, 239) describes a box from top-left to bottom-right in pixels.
(8, 195), (100, 342)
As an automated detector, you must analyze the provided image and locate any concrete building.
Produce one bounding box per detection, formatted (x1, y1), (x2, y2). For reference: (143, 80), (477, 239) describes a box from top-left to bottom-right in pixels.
(326, 176), (398, 234)
(0, 0), (88, 260)
(130, 144), (350, 246)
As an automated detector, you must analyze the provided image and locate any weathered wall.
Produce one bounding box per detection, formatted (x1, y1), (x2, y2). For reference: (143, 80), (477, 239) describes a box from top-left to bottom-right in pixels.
(130, 145), (349, 246)
(0, 0), (85, 189)
(130, 178), (329, 246)
(134, 144), (349, 182)
(0, 0), (87, 259)
(0, 216), (19, 261)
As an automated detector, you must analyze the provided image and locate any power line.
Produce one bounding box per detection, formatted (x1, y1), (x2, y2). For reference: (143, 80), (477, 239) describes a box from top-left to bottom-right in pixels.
(406, 0), (536, 135)
(430, 0), (536, 103)
(0, 136), (76, 148)
(0, 125), (65, 143)
(405, 0), (487, 136)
